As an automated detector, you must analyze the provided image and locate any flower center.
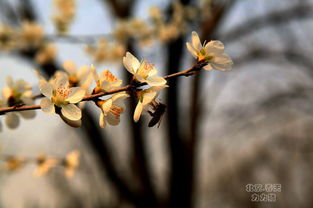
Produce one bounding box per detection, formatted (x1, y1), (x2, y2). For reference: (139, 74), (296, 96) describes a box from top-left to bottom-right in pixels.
(104, 70), (117, 82)
(52, 85), (69, 106)
(138, 61), (154, 78)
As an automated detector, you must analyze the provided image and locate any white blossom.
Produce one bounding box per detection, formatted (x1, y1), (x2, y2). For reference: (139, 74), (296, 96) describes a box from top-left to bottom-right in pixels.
(134, 85), (167, 122)
(123, 52), (166, 86)
(186, 31), (233, 71)
(98, 93), (129, 128)
(2, 76), (35, 129)
(39, 75), (85, 121)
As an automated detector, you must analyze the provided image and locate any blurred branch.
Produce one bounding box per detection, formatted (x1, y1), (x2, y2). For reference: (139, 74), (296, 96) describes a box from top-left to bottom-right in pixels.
(165, 0), (195, 207)
(0, 0), (19, 25)
(17, 0), (37, 21)
(221, 3), (313, 42)
(44, 34), (112, 44)
(190, 0), (237, 151)
(81, 107), (145, 207)
(187, 1), (237, 207)
(105, 0), (134, 17)
(234, 48), (313, 77)
(99, 1), (161, 207)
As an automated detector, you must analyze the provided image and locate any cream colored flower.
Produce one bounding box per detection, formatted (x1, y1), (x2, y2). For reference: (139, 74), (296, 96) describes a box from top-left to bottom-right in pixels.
(53, 0), (76, 34)
(5, 156), (25, 172)
(62, 61), (93, 90)
(86, 39), (126, 63)
(158, 24), (180, 43)
(113, 21), (129, 42)
(123, 52), (166, 86)
(149, 6), (162, 20)
(35, 44), (57, 65)
(34, 153), (58, 177)
(63, 150), (80, 178)
(19, 21), (44, 48)
(134, 85), (167, 122)
(39, 75), (85, 121)
(91, 66), (122, 92)
(2, 76), (35, 129)
(186, 31), (233, 71)
(0, 24), (17, 50)
(85, 39), (109, 63)
(98, 93), (129, 128)
(111, 42), (126, 60)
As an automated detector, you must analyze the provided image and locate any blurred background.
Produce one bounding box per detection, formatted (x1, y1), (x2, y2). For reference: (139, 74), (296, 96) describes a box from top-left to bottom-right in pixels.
(1, 0), (313, 207)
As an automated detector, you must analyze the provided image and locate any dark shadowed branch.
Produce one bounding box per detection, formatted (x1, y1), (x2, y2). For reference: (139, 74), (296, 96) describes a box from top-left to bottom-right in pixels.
(99, 1), (158, 207)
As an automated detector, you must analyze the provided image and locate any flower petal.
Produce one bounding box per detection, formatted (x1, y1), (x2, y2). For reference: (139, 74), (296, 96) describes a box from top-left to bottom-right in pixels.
(63, 61), (77, 75)
(77, 66), (92, 88)
(186, 42), (198, 59)
(61, 104), (82, 121)
(54, 75), (69, 90)
(133, 102), (143, 122)
(77, 66), (90, 79)
(39, 80), (53, 98)
(99, 112), (106, 128)
(142, 91), (157, 105)
(205, 40), (224, 55)
(91, 65), (99, 83)
(5, 113), (19, 129)
(101, 99), (113, 114)
(145, 76), (167, 86)
(148, 66), (158, 77)
(6, 76), (14, 88)
(123, 52), (140, 74)
(59, 113), (82, 128)
(111, 93), (129, 103)
(211, 53), (233, 71)
(107, 113), (120, 126)
(40, 98), (55, 114)
(203, 64), (213, 71)
(191, 31), (202, 51)
(66, 87), (85, 103)
(2, 87), (12, 101)
(16, 80), (31, 92)
(21, 95), (34, 105)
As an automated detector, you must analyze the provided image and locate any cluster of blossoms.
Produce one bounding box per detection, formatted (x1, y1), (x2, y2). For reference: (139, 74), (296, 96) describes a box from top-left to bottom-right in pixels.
(0, 31), (233, 130)
(0, 1), (217, 65)
(85, 2), (198, 63)
(0, 21), (57, 65)
(38, 50), (168, 128)
(0, 150), (80, 178)
(1, 76), (36, 129)
(85, 39), (126, 63)
(52, 0), (76, 34)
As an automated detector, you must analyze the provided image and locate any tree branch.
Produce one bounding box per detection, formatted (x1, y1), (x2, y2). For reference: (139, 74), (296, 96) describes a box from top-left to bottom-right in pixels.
(234, 47), (313, 74)
(0, 61), (207, 115)
(221, 3), (313, 42)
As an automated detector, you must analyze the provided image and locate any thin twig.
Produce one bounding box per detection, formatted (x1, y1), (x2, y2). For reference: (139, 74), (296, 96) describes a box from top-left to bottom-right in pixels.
(44, 34), (113, 44)
(0, 61), (207, 115)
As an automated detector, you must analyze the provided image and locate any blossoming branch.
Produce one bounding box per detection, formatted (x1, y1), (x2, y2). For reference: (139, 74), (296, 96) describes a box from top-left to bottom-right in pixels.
(0, 150), (80, 178)
(0, 31), (233, 130)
